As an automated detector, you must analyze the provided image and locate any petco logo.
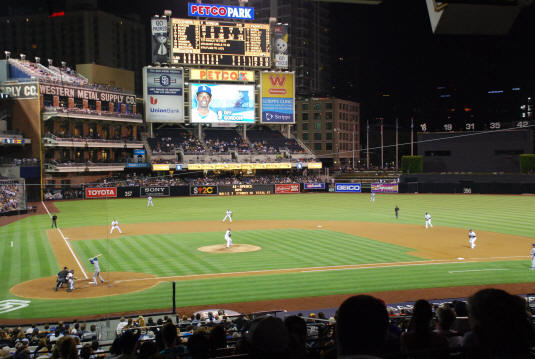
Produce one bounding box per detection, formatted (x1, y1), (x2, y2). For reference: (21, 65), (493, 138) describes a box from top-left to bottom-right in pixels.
(188, 3), (255, 20)
(0, 299), (31, 314)
(85, 187), (117, 198)
(335, 183), (361, 193)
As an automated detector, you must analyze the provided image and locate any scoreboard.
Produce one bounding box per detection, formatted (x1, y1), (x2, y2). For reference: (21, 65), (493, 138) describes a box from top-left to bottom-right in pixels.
(218, 184), (273, 196)
(171, 18), (271, 68)
(414, 119), (533, 133)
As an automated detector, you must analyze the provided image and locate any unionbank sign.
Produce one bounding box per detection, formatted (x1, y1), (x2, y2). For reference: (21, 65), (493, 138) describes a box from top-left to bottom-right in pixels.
(188, 3), (254, 20)
(260, 72), (295, 124)
(335, 183), (362, 193)
(143, 67), (184, 123)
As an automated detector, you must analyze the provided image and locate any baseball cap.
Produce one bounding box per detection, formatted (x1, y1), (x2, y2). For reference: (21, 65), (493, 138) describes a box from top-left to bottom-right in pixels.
(196, 85), (211, 97)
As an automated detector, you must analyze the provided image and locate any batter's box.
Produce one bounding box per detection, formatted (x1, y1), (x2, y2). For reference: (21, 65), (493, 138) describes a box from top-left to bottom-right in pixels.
(0, 299), (31, 314)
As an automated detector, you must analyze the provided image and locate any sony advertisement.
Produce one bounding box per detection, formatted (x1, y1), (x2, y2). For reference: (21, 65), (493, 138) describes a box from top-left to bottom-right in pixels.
(189, 83), (255, 123)
(143, 67), (184, 123)
(260, 72), (295, 124)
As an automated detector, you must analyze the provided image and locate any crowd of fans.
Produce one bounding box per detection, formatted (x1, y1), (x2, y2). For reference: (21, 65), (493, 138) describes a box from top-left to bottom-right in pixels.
(0, 181), (22, 213)
(0, 157), (40, 166)
(1, 288), (534, 359)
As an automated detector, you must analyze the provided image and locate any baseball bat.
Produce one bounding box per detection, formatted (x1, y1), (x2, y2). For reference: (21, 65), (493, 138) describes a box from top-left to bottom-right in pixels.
(89, 254), (103, 260)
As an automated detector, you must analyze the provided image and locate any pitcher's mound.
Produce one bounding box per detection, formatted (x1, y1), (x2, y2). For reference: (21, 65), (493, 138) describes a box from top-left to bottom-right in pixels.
(198, 244), (261, 253)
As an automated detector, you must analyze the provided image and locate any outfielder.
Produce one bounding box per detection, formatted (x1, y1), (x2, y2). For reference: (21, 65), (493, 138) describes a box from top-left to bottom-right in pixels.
(110, 219), (122, 234)
(222, 209), (233, 223)
(89, 256), (105, 285)
(468, 229), (477, 249)
(147, 196), (154, 207)
(370, 192), (375, 202)
(531, 244), (535, 270)
(424, 212), (432, 229)
(224, 228), (232, 248)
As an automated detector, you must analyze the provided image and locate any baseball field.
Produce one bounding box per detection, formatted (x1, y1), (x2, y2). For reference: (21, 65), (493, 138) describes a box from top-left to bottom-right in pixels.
(1, 193), (534, 322)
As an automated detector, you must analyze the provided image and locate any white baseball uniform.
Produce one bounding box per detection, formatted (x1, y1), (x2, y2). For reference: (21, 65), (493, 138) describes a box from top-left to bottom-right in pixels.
(90, 257), (105, 284)
(468, 230), (477, 249)
(147, 196), (154, 207)
(66, 271), (75, 290)
(225, 229), (232, 248)
(425, 213), (432, 228)
(530, 247), (535, 269)
(222, 209), (233, 223)
(110, 220), (122, 234)
(370, 192), (375, 202)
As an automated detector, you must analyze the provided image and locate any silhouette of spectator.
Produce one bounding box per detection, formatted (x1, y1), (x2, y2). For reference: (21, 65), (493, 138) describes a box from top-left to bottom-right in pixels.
(208, 325), (227, 356)
(247, 316), (289, 359)
(284, 315), (316, 359)
(117, 330), (139, 359)
(400, 299), (449, 358)
(434, 307), (463, 349)
(336, 294), (389, 358)
(187, 330), (210, 359)
(137, 341), (157, 359)
(463, 288), (535, 358)
(51, 336), (78, 359)
(450, 300), (471, 336)
(159, 322), (184, 359)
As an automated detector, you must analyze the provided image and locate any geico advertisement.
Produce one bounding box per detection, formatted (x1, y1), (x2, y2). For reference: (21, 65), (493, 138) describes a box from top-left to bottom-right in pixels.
(190, 83), (255, 123)
(260, 72), (295, 124)
(85, 187), (117, 198)
(335, 183), (362, 193)
(143, 67), (184, 123)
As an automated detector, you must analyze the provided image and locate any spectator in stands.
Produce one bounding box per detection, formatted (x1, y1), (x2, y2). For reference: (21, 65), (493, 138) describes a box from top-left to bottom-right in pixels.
(208, 325), (227, 357)
(115, 318), (127, 336)
(246, 316), (289, 359)
(462, 288), (535, 358)
(284, 315), (312, 359)
(79, 344), (91, 359)
(434, 306), (463, 349)
(450, 300), (470, 336)
(51, 336), (78, 359)
(0, 348), (12, 359)
(159, 322), (184, 359)
(13, 340), (29, 359)
(400, 299), (449, 358)
(186, 330), (210, 359)
(336, 294), (389, 358)
(137, 341), (157, 359)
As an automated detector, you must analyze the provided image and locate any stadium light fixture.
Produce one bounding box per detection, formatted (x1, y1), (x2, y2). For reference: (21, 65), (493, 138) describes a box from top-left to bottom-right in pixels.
(4, 51), (10, 59)
(163, 9), (172, 17)
(47, 59), (53, 66)
(20, 53), (26, 61)
(35, 56), (40, 64)
(61, 61), (67, 69)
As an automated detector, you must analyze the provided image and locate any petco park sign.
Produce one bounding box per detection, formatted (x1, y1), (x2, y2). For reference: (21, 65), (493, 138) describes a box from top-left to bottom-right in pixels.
(188, 3), (255, 20)
(85, 187), (117, 199)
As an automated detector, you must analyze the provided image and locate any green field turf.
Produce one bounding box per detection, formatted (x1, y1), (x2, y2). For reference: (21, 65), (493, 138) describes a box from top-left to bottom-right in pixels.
(0, 193), (534, 320)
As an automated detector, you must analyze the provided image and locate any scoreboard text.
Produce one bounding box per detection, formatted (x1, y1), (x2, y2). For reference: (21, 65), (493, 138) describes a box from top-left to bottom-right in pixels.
(218, 184), (273, 196)
(171, 18), (271, 68)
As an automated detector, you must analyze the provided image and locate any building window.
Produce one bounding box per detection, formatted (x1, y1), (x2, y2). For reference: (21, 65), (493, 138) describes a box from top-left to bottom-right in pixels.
(326, 122), (333, 130)
(302, 133), (308, 140)
(326, 143), (333, 150)
(314, 133), (322, 141)
(326, 132), (333, 140)
(326, 102), (332, 110)
(314, 103), (322, 110)
(314, 121), (321, 130)
(314, 113), (321, 120)
(302, 103), (309, 110)
(326, 112), (333, 120)
(302, 113), (308, 121)
(314, 143), (322, 150)
(302, 123), (308, 131)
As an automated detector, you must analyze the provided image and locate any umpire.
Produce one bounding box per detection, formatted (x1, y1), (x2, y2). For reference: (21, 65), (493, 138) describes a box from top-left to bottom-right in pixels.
(52, 215), (58, 228)
(55, 266), (68, 291)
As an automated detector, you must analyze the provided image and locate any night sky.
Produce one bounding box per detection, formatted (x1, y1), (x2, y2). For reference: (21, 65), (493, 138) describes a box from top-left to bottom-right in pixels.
(2, 0), (535, 125)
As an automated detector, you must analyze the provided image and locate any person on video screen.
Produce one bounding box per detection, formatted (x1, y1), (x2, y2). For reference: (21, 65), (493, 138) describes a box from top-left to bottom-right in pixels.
(191, 85), (219, 122)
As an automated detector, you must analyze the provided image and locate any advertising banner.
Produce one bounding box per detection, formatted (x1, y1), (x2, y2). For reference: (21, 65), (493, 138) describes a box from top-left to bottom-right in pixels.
(85, 187), (117, 199)
(190, 83), (255, 123)
(275, 183), (300, 194)
(133, 149), (146, 156)
(126, 163), (149, 168)
(141, 186), (170, 197)
(307, 162), (323, 169)
(371, 183), (399, 193)
(190, 185), (218, 196)
(260, 72), (295, 124)
(0, 83), (39, 99)
(218, 184), (273, 196)
(188, 3), (255, 20)
(273, 24), (289, 69)
(143, 67), (184, 123)
(335, 183), (362, 193)
(39, 83), (135, 105)
(152, 164), (170, 171)
(187, 163), (292, 170)
(151, 17), (169, 64)
(190, 69), (255, 82)
(304, 183), (325, 190)
(117, 186), (140, 198)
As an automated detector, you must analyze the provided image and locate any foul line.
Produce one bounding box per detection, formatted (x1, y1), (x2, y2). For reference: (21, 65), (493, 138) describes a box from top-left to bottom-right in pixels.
(448, 269), (509, 274)
(113, 256), (526, 284)
(42, 201), (88, 279)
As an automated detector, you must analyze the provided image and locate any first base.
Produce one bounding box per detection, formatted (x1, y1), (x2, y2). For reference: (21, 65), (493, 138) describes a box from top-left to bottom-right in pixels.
(457, 257), (464, 260)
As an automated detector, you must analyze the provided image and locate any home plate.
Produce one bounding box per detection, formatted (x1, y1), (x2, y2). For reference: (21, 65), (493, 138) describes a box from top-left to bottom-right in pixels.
(317, 225), (322, 228)
(457, 257), (464, 260)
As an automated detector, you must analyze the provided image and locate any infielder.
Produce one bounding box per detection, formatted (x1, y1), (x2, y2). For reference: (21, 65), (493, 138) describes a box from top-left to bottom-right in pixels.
(222, 209), (233, 223)
(531, 244), (535, 270)
(424, 212), (432, 229)
(89, 256), (105, 285)
(147, 196), (154, 207)
(468, 229), (477, 249)
(370, 192), (375, 202)
(110, 219), (122, 234)
(224, 228), (232, 248)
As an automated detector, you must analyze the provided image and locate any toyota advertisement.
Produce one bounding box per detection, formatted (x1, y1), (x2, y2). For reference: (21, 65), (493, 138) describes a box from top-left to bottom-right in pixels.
(189, 83), (255, 123)
(85, 187), (117, 199)
(335, 183), (362, 193)
(260, 72), (295, 124)
(143, 67), (184, 123)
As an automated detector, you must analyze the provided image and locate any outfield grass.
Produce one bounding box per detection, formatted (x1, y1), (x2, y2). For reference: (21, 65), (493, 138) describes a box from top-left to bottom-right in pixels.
(0, 193), (534, 319)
